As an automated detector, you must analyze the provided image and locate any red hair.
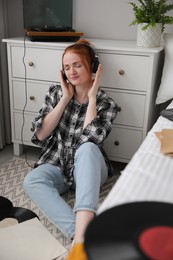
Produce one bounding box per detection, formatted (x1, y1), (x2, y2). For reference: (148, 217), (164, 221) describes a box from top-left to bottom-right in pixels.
(62, 39), (96, 74)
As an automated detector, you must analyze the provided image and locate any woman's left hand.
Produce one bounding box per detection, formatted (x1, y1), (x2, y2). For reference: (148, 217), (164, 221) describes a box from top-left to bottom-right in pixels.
(88, 64), (103, 99)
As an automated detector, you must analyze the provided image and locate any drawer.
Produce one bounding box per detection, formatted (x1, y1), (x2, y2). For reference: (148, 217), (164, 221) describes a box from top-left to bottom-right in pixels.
(104, 126), (143, 161)
(12, 80), (49, 112)
(99, 53), (149, 91)
(11, 46), (63, 82)
(104, 89), (146, 127)
(13, 112), (35, 143)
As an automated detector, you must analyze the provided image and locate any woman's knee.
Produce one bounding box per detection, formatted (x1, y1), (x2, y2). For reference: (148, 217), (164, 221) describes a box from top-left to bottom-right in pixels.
(23, 168), (40, 192)
(23, 163), (69, 196)
(75, 142), (105, 168)
(23, 164), (51, 191)
(76, 142), (101, 157)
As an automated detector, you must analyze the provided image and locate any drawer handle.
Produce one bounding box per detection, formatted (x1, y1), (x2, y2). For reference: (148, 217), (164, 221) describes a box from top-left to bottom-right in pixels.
(114, 141), (119, 146)
(29, 61), (34, 66)
(30, 96), (35, 100)
(116, 106), (121, 112)
(119, 69), (124, 75)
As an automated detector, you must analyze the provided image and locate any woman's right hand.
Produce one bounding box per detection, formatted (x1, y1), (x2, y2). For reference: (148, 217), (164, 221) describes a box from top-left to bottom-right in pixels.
(60, 70), (74, 101)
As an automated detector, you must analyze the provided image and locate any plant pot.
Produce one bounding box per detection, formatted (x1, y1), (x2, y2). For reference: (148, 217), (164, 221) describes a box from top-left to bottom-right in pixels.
(137, 23), (162, 47)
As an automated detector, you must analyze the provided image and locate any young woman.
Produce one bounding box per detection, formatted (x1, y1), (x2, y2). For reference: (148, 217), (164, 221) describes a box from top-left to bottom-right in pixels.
(23, 39), (117, 245)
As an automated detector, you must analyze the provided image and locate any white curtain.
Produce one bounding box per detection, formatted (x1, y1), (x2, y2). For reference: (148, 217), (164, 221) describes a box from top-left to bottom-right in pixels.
(0, 0), (11, 149)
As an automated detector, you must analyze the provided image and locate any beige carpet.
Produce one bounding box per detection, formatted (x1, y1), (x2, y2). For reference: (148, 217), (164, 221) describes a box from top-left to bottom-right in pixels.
(0, 156), (121, 259)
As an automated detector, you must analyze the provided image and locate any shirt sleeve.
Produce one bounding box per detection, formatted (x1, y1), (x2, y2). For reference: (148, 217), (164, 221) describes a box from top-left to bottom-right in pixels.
(31, 84), (62, 146)
(76, 90), (117, 148)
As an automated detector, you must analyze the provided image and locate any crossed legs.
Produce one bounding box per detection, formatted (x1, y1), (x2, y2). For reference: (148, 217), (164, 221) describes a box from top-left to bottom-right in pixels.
(23, 142), (108, 241)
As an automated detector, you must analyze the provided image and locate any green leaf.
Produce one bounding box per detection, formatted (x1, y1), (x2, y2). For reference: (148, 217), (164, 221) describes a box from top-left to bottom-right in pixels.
(129, 0), (173, 30)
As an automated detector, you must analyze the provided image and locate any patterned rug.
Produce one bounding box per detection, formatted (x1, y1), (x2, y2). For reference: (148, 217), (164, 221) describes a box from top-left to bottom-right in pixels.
(0, 157), (121, 259)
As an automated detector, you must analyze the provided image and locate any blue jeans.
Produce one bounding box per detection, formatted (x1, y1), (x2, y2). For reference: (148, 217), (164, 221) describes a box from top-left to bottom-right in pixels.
(23, 142), (108, 240)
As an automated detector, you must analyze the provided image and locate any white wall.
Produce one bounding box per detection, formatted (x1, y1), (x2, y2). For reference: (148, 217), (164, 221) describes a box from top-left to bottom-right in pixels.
(73, 0), (137, 40)
(6, 0), (173, 40)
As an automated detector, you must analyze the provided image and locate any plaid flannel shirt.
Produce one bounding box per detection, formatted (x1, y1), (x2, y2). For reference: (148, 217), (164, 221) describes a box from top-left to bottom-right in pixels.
(31, 84), (117, 185)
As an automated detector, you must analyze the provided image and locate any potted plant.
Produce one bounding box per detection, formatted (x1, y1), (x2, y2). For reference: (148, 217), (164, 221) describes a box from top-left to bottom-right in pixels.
(129, 0), (173, 47)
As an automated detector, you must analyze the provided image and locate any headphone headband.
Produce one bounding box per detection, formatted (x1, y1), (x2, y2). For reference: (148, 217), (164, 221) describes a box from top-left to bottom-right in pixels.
(75, 43), (100, 73)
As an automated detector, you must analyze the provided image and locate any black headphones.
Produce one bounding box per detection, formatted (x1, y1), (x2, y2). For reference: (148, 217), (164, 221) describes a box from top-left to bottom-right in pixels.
(80, 44), (100, 73)
(62, 43), (100, 80)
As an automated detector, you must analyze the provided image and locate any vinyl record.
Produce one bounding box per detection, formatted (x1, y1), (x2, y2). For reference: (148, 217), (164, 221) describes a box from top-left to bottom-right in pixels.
(0, 196), (13, 220)
(0, 196), (39, 223)
(84, 201), (173, 260)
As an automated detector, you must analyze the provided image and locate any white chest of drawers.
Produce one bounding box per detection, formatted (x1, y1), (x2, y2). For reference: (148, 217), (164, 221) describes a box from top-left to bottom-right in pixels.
(3, 37), (164, 162)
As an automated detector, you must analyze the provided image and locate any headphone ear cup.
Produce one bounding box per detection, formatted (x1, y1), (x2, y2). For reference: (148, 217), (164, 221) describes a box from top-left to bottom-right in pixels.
(92, 55), (100, 73)
(62, 71), (67, 80)
(78, 43), (100, 73)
